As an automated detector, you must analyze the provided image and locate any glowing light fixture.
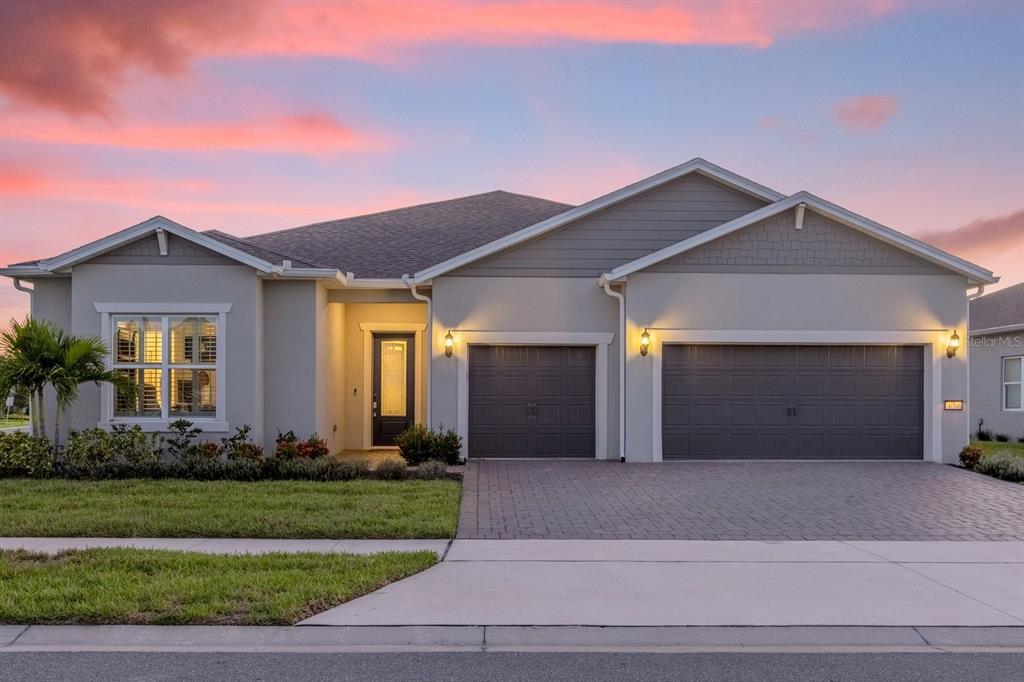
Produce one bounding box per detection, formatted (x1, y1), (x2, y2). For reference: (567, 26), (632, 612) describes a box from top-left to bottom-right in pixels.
(640, 328), (650, 357)
(946, 330), (960, 358)
(444, 330), (454, 358)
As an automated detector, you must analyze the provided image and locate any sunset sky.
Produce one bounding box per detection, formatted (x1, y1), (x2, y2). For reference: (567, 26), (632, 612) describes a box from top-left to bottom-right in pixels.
(1, 0), (1022, 323)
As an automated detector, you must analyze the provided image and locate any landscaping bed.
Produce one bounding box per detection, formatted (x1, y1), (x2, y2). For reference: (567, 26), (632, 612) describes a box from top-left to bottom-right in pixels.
(0, 547), (436, 625)
(0, 479), (461, 538)
(961, 441), (1024, 484)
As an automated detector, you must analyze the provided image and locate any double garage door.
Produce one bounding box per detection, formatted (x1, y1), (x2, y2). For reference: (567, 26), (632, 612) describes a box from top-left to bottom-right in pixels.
(662, 345), (924, 460)
(466, 343), (923, 460)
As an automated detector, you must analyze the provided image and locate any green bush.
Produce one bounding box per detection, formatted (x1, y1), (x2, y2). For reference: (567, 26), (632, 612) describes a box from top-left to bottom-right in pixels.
(63, 429), (116, 470)
(274, 431), (300, 459)
(974, 451), (1024, 483)
(976, 429), (992, 441)
(959, 444), (983, 470)
(374, 458), (408, 480)
(262, 456), (370, 482)
(183, 441), (222, 461)
(110, 425), (160, 464)
(995, 433), (1010, 443)
(395, 423), (431, 464)
(395, 423), (463, 465)
(165, 419), (202, 459)
(220, 425), (263, 461)
(0, 432), (53, 477)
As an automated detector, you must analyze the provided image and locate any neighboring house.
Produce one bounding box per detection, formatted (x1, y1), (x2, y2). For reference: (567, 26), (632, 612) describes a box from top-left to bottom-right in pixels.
(1, 159), (997, 463)
(969, 283), (1024, 440)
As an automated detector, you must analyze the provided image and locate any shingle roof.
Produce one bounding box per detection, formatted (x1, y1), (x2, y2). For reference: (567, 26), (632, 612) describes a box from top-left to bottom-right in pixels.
(236, 190), (574, 278)
(971, 282), (1024, 332)
(203, 229), (316, 268)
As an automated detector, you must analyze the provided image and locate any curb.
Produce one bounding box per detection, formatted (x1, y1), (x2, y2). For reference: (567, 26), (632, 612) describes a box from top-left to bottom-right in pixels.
(2, 625), (1023, 653)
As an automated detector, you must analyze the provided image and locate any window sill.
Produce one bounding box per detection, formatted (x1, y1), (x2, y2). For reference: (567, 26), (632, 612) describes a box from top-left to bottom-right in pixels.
(99, 420), (230, 433)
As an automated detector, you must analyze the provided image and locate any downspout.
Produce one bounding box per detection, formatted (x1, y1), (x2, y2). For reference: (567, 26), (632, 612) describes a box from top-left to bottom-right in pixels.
(965, 283), (985, 438)
(12, 278), (34, 435)
(403, 275), (431, 426)
(601, 280), (626, 462)
(13, 277), (33, 302)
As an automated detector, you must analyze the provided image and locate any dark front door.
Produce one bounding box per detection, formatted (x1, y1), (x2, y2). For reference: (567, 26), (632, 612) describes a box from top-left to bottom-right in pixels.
(372, 334), (415, 446)
(662, 345), (924, 460)
(468, 345), (595, 458)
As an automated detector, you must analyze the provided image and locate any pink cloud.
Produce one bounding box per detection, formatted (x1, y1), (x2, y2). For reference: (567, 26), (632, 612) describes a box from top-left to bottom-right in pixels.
(3, 111), (394, 155)
(834, 95), (900, 131)
(0, 1), (903, 116)
(916, 209), (1024, 285)
(758, 115), (782, 129)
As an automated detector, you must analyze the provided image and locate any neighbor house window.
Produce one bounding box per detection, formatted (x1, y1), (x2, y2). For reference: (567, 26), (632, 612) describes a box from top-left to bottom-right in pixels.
(1004, 356), (1023, 411)
(111, 315), (219, 420)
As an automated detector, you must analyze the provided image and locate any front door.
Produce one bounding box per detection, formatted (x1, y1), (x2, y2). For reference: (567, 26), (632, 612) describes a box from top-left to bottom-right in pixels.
(372, 334), (415, 446)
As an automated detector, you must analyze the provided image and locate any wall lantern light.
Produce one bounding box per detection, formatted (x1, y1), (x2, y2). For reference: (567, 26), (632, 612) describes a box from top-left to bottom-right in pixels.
(640, 328), (650, 357)
(444, 330), (454, 358)
(946, 330), (960, 358)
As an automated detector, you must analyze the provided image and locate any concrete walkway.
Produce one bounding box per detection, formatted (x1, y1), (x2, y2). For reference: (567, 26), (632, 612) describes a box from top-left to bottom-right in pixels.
(301, 539), (1024, 627)
(0, 537), (449, 556)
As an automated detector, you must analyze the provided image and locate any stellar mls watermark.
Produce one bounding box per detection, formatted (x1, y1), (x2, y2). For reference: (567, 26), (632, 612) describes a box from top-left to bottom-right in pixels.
(968, 335), (1023, 348)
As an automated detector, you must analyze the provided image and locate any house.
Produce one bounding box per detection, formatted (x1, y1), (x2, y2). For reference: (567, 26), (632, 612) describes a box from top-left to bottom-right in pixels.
(969, 283), (1024, 440)
(1, 159), (998, 462)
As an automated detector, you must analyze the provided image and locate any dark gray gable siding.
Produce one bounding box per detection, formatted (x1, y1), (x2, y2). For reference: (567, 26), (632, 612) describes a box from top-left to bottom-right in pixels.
(451, 172), (768, 277)
(87, 234), (237, 266)
(648, 208), (949, 275)
(970, 282), (1024, 331)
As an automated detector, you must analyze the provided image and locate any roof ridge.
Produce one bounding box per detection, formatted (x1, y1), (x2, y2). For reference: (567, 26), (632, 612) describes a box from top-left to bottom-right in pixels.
(204, 228), (314, 267)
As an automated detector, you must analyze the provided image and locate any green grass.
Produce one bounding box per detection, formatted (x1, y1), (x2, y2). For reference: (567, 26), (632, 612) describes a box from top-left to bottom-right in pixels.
(0, 479), (461, 538)
(0, 548), (436, 624)
(973, 440), (1024, 459)
(0, 416), (28, 429)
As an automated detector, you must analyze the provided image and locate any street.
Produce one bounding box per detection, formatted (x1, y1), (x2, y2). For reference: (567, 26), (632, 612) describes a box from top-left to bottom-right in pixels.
(1, 652), (1022, 682)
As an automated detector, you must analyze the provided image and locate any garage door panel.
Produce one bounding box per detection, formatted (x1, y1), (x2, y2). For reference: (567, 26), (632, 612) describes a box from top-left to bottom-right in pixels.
(663, 345), (923, 460)
(469, 345), (595, 458)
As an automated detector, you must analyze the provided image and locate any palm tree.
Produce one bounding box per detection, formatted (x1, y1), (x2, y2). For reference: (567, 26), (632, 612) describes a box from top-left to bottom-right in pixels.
(50, 331), (134, 449)
(0, 318), (59, 437)
(0, 318), (134, 446)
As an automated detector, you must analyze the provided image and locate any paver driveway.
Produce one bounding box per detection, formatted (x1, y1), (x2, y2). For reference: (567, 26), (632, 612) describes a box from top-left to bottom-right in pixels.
(457, 460), (1024, 540)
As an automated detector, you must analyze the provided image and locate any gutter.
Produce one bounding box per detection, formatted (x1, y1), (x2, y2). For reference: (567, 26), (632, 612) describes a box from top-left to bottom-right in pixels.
(403, 275), (432, 426)
(12, 278), (33, 311)
(600, 280), (626, 462)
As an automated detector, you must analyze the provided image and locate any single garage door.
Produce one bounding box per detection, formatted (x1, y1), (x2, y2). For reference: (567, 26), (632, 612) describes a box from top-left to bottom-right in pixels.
(662, 345), (923, 460)
(469, 345), (595, 458)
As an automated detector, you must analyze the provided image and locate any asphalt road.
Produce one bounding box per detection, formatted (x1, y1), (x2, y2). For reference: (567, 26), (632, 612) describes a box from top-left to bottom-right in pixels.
(1, 652), (1022, 681)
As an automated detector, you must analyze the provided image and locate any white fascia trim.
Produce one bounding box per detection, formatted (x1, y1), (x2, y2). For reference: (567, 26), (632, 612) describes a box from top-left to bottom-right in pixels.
(0, 265), (55, 278)
(273, 268), (347, 284)
(358, 322), (427, 332)
(600, 192), (998, 285)
(410, 158), (784, 283)
(970, 324), (1024, 337)
(40, 216), (277, 274)
(94, 303), (233, 314)
(346, 275), (410, 289)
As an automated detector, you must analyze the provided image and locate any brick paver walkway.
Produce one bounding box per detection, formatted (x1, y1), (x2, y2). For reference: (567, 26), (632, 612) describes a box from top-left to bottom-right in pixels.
(457, 460), (1024, 540)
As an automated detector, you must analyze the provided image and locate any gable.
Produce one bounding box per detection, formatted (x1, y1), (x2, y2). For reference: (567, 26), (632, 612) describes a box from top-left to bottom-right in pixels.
(86, 233), (237, 266)
(451, 172), (769, 277)
(648, 208), (949, 275)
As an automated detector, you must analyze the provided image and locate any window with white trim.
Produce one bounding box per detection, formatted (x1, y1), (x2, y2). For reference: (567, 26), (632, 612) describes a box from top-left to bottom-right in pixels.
(112, 315), (219, 420)
(1004, 356), (1022, 411)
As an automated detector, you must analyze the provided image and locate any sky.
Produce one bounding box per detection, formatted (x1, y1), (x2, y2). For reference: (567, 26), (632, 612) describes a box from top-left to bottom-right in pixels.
(1, 0), (1022, 324)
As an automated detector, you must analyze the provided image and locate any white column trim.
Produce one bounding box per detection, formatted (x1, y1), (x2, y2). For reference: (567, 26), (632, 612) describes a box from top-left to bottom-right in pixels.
(649, 329), (949, 463)
(452, 331), (614, 460)
(360, 323), (426, 449)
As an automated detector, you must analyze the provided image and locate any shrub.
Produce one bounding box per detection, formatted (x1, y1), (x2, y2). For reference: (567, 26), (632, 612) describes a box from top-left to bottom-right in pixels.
(63, 429), (116, 471)
(180, 457), (262, 482)
(374, 458), (408, 480)
(1018, 437), (1024, 444)
(412, 459), (449, 480)
(274, 431), (300, 459)
(429, 426), (462, 465)
(165, 419), (202, 460)
(395, 423), (431, 465)
(183, 441), (222, 461)
(995, 433), (1009, 443)
(109, 425), (160, 464)
(395, 423), (463, 465)
(0, 432), (53, 477)
(220, 425), (263, 461)
(262, 457), (370, 482)
(296, 433), (329, 459)
(959, 444), (983, 470)
(974, 451), (1024, 483)
(976, 429), (992, 441)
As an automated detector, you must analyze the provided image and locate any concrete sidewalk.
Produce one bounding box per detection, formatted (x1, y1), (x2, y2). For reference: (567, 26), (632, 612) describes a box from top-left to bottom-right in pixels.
(301, 540), (1024, 627)
(0, 537), (449, 556)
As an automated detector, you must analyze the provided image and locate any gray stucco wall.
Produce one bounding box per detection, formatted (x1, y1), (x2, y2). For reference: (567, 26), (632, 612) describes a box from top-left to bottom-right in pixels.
(455, 172), (767, 277)
(263, 280), (318, 451)
(28, 278), (72, 432)
(430, 276), (621, 458)
(67, 262), (263, 443)
(623, 272), (970, 463)
(969, 331), (1024, 439)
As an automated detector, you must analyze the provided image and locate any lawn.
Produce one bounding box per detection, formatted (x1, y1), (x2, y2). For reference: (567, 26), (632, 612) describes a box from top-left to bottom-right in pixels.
(0, 479), (461, 538)
(973, 440), (1024, 459)
(0, 548), (436, 625)
(0, 416), (29, 429)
